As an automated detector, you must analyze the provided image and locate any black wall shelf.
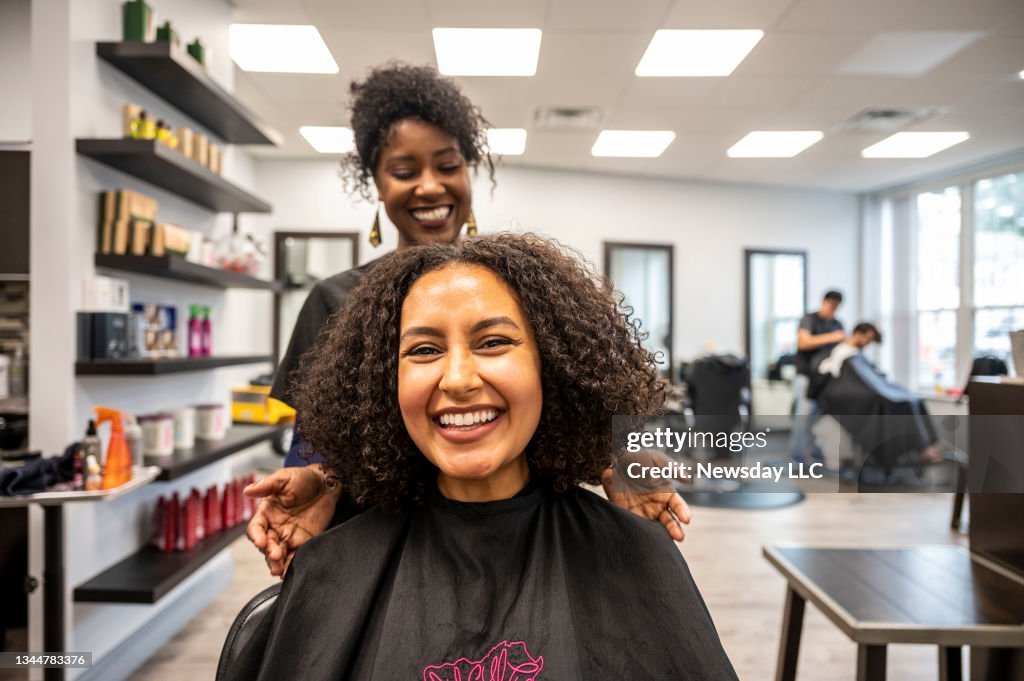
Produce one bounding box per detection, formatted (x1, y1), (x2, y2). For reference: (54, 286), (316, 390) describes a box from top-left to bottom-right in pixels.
(146, 424), (285, 481)
(76, 355), (272, 376)
(77, 138), (271, 214)
(95, 253), (280, 291)
(74, 524), (247, 604)
(97, 41), (281, 146)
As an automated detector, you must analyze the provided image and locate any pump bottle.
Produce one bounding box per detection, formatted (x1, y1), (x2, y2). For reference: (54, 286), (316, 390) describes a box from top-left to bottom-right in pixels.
(95, 406), (132, 489)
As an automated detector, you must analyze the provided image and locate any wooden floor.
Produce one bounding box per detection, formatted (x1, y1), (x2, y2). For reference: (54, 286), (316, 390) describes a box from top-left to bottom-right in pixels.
(124, 488), (965, 681)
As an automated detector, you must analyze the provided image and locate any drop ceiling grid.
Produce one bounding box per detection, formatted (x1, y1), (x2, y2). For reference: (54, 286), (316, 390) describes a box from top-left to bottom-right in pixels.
(228, 0), (1024, 191)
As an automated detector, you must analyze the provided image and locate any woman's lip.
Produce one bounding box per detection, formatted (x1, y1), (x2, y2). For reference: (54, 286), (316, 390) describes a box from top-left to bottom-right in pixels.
(433, 412), (503, 444)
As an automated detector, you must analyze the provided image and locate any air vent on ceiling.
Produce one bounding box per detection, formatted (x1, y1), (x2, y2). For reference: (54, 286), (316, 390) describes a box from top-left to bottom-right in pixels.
(838, 107), (946, 133)
(533, 106), (605, 130)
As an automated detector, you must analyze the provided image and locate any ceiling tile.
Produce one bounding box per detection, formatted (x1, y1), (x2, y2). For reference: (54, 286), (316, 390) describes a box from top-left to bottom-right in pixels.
(546, 0), (672, 31)
(761, 107), (860, 131)
(540, 32), (650, 77)
(663, 0), (795, 29)
(618, 78), (725, 109)
(893, 0), (1024, 31)
(301, 0), (430, 29)
(776, 0), (921, 32)
(319, 29), (436, 79)
(457, 78), (536, 126)
(238, 71), (349, 105)
(424, 0), (548, 26)
(791, 75), (910, 110)
(529, 74), (632, 109)
(884, 77), (1000, 108)
(516, 130), (597, 166)
(834, 31), (984, 76)
(710, 75), (813, 109)
(926, 36), (1024, 79)
(732, 32), (869, 76)
(606, 106), (699, 129)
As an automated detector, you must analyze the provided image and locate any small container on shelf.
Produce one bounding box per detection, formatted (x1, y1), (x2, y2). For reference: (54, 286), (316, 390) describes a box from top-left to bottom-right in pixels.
(138, 413), (174, 456)
(121, 0), (153, 42)
(195, 403), (225, 441)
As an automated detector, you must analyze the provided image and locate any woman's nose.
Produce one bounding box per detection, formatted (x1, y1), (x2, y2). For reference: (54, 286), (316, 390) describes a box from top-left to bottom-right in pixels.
(439, 348), (483, 396)
(414, 169), (444, 197)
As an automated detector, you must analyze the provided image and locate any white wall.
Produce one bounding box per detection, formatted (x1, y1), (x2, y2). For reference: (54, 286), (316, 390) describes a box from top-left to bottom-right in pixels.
(252, 160), (861, 364)
(28, 1), (270, 678)
(0, 0), (32, 142)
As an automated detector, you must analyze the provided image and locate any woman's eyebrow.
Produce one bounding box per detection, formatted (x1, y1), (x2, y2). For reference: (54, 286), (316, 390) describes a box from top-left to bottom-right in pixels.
(399, 317), (519, 342)
(400, 326), (443, 341)
(470, 316), (519, 334)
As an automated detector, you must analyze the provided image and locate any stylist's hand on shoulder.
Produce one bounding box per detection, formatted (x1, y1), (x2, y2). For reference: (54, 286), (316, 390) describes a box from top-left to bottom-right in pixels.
(245, 464), (342, 578)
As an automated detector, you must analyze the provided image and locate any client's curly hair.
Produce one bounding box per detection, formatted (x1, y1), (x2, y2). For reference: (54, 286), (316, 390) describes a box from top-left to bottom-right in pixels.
(340, 62), (496, 200)
(294, 234), (670, 511)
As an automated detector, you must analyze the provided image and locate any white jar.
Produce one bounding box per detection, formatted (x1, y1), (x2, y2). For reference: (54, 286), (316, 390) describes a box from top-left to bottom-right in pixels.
(195, 403), (226, 440)
(0, 355), (9, 400)
(173, 407), (196, 449)
(139, 413), (175, 456)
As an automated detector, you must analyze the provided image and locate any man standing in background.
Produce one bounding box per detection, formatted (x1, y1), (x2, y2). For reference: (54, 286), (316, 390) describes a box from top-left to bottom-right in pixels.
(790, 290), (845, 462)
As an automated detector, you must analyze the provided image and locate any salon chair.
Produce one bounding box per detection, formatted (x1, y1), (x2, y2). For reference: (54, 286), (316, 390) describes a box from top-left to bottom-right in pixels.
(679, 354), (804, 510)
(215, 582), (280, 681)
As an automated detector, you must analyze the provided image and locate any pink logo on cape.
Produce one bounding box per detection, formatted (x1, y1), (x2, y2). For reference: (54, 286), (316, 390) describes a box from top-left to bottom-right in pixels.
(423, 640), (544, 681)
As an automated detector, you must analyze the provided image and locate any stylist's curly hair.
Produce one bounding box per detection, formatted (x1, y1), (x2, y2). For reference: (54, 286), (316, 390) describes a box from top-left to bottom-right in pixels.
(339, 62), (496, 200)
(294, 234), (670, 511)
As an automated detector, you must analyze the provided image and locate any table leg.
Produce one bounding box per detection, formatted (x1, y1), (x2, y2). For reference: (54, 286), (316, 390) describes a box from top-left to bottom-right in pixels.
(856, 644), (886, 681)
(939, 646), (961, 681)
(774, 586), (805, 681)
(43, 505), (65, 681)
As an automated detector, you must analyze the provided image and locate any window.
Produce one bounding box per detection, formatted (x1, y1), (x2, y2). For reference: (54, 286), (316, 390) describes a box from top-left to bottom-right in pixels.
(915, 187), (960, 389)
(872, 167), (1024, 391)
(974, 171), (1024, 373)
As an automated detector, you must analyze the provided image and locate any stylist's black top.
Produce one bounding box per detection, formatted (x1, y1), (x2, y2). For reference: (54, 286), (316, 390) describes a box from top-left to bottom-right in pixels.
(236, 482), (738, 681)
(270, 257), (382, 407)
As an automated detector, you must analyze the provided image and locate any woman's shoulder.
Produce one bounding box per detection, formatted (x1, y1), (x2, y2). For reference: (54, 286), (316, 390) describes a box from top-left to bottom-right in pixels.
(290, 506), (409, 580)
(554, 485), (681, 559)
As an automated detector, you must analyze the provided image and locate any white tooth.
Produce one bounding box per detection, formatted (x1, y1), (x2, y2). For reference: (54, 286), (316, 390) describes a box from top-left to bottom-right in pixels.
(471, 411), (482, 424)
(454, 413), (466, 426)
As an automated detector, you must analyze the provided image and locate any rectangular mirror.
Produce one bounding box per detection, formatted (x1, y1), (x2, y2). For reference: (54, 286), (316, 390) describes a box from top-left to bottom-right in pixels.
(603, 242), (674, 377)
(745, 249), (807, 416)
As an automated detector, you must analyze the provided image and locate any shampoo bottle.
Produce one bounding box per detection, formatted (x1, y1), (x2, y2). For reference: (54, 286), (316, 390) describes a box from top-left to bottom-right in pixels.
(188, 305), (202, 357)
(199, 306), (212, 356)
(81, 420), (101, 466)
(95, 406), (132, 489)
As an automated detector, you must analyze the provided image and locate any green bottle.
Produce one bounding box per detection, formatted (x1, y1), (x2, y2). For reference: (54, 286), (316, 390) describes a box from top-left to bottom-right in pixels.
(122, 0), (152, 42)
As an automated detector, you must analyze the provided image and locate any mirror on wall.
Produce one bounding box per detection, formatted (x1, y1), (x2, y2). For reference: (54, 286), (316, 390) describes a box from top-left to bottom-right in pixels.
(273, 231), (359, 366)
(603, 242), (674, 377)
(745, 249), (807, 416)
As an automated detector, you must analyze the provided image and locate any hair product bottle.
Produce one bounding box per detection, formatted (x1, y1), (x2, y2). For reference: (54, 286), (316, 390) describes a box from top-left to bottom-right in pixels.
(95, 406), (132, 489)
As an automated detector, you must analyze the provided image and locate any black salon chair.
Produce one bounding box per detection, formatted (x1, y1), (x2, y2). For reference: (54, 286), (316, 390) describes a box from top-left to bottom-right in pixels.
(679, 354), (804, 510)
(215, 582), (280, 681)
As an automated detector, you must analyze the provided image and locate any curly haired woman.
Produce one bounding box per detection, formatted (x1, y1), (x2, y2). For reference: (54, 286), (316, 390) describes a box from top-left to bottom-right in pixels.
(247, 64), (689, 576)
(232, 235), (738, 681)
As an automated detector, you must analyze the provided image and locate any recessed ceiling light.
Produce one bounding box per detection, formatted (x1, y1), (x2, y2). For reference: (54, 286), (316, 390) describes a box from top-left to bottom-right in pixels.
(861, 131), (969, 158)
(727, 131), (824, 158)
(433, 28), (542, 76)
(487, 129), (527, 156)
(230, 25), (338, 73)
(635, 30), (763, 77)
(1019, 69), (1024, 79)
(591, 130), (676, 158)
(299, 126), (354, 154)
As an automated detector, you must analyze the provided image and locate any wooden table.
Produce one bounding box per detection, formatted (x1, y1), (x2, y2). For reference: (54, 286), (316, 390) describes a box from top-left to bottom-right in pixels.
(764, 545), (1024, 681)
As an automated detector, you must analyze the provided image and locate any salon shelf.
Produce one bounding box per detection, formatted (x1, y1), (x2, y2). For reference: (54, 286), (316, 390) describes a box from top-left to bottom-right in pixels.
(146, 423), (285, 481)
(96, 41), (281, 146)
(74, 523), (247, 604)
(95, 253), (280, 291)
(75, 354), (272, 376)
(76, 138), (272, 214)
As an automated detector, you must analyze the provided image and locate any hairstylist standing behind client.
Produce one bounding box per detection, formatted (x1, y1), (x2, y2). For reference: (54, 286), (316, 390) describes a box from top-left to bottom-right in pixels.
(246, 63), (691, 576)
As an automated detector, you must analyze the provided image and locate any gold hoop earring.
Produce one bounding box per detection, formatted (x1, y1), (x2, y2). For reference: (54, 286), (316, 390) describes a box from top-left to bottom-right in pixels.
(466, 210), (477, 237)
(369, 207), (381, 247)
